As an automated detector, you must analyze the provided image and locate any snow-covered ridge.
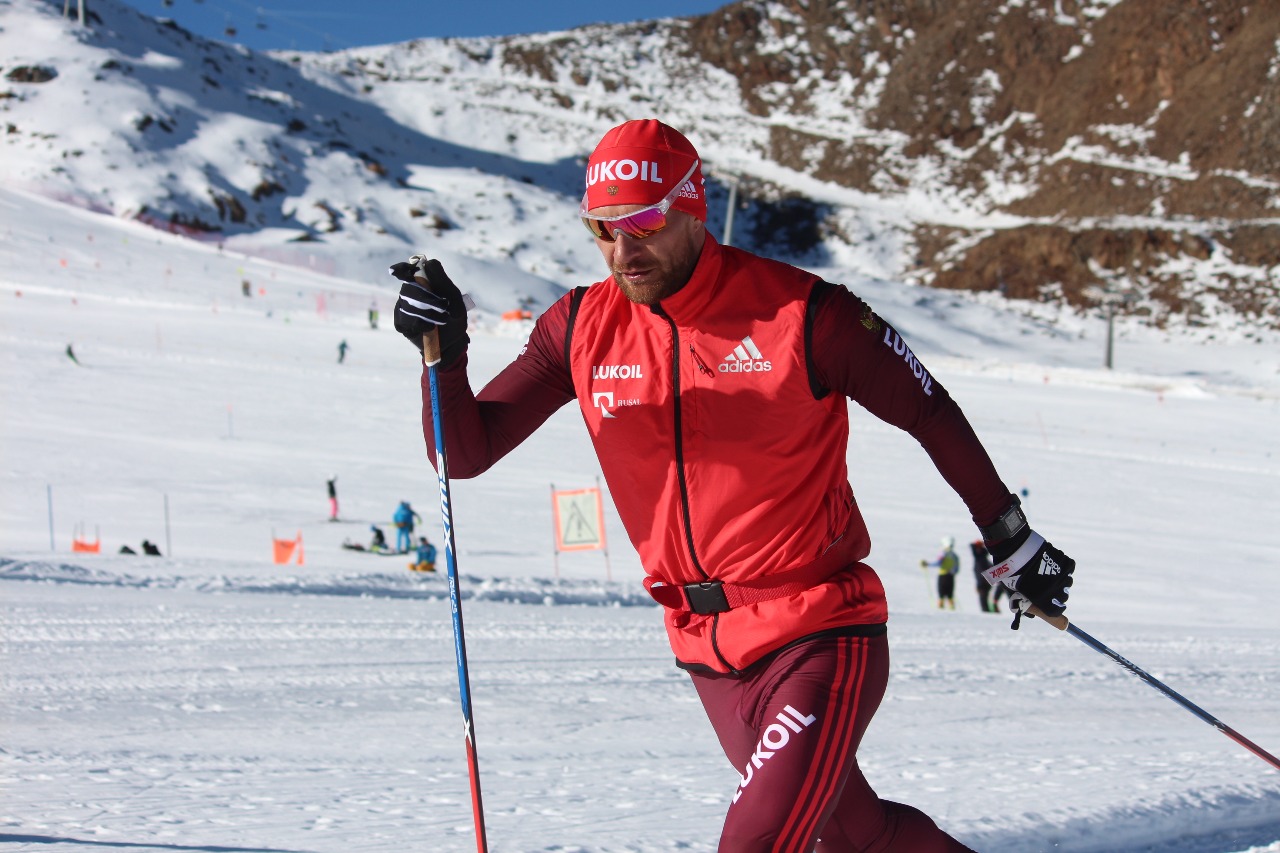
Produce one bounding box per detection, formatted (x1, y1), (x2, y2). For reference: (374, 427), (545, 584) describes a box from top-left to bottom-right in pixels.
(0, 557), (657, 607)
(3, 0), (1277, 331)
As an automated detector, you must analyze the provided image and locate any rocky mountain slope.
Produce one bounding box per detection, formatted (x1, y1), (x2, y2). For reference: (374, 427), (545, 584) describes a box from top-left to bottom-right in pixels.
(3, 0), (1276, 330)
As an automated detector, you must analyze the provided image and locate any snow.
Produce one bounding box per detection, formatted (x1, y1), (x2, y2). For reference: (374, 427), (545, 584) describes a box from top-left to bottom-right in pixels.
(4, 183), (1280, 852)
(3, 2), (1280, 851)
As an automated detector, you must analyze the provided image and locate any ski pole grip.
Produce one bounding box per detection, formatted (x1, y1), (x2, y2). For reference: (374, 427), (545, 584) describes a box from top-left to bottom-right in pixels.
(413, 269), (444, 367)
(1027, 604), (1070, 631)
(421, 328), (442, 366)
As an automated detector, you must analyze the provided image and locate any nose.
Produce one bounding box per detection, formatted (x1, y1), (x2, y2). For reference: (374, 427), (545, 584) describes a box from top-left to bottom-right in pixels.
(610, 231), (645, 261)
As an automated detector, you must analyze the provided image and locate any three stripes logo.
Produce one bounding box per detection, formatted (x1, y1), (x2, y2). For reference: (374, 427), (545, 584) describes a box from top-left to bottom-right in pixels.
(1039, 553), (1062, 576)
(719, 336), (772, 374)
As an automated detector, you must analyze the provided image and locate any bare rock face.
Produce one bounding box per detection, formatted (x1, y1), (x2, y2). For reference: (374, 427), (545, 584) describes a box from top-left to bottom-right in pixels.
(679, 0), (1278, 327)
(6, 65), (58, 83)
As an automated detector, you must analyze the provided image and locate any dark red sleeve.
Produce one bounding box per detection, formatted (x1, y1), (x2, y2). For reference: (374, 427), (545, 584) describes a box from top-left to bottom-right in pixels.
(810, 283), (1012, 528)
(422, 292), (577, 478)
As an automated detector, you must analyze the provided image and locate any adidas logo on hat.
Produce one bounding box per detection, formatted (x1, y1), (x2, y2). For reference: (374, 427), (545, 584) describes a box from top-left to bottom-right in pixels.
(719, 336), (772, 374)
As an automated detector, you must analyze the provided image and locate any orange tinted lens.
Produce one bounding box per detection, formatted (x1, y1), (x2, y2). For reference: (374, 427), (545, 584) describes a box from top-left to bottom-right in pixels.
(609, 207), (668, 239)
(582, 217), (612, 240)
(581, 206), (669, 242)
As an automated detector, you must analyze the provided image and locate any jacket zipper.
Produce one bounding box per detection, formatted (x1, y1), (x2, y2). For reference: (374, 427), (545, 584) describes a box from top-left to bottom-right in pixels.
(656, 307), (735, 674)
(656, 307), (707, 580)
(689, 344), (715, 378)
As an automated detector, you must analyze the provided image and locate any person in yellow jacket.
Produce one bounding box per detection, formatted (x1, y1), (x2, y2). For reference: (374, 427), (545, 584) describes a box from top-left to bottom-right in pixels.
(921, 536), (961, 609)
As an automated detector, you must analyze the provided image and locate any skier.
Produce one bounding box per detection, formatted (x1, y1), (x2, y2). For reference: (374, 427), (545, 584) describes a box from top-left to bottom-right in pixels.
(390, 119), (1076, 851)
(410, 536), (437, 572)
(368, 525), (388, 553)
(971, 538), (996, 612)
(391, 501), (420, 553)
(337, 340), (349, 364)
(141, 540), (161, 556)
(327, 475), (339, 521)
(65, 343), (80, 365)
(368, 300), (379, 329)
(921, 536), (961, 609)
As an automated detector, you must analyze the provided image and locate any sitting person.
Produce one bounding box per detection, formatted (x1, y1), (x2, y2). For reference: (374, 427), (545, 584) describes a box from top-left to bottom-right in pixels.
(410, 536), (437, 572)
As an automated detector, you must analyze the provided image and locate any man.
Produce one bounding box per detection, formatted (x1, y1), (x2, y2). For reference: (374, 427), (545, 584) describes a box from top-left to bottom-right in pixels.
(410, 536), (437, 573)
(390, 120), (1075, 852)
(327, 475), (339, 521)
(921, 536), (961, 610)
(391, 500), (421, 553)
(971, 538), (996, 612)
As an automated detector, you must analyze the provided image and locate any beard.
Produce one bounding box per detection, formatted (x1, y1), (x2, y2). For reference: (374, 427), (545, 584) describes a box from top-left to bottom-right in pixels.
(609, 233), (703, 306)
(611, 268), (685, 305)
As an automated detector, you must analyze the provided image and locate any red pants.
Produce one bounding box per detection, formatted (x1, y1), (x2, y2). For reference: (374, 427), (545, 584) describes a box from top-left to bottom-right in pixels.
(691, 633), (977, 853)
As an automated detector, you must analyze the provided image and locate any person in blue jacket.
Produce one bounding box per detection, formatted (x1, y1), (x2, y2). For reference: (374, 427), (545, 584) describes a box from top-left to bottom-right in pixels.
(410, 536), (437, 572)
(392, 500), (421, 553)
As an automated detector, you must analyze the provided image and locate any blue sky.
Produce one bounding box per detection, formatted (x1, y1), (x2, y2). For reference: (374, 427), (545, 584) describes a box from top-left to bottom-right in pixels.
(116, 0), (731, 53)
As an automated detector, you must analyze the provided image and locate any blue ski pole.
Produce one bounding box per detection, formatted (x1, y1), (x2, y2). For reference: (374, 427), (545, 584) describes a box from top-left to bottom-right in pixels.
(1029, 605), (1279, 772)
(420, 291), (489, 852)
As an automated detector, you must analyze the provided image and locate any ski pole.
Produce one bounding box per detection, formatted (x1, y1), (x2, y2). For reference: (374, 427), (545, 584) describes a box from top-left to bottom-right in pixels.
(1028, 605), (1280, 772)
(419, 294), (489, 853)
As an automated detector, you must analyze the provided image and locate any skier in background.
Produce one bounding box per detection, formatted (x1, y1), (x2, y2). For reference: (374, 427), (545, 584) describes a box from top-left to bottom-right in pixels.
(368, 525), (388, 553)
(391, 500), (421, 553)
(327, 475), (339, 521)
(368, 300), (379, 329)
(921, 536), (960, 609)
(410, 536), (437, 572)
(389, 119), (1077, 851)
(971, 538), (996, 612)
(337, 340), (349, 364)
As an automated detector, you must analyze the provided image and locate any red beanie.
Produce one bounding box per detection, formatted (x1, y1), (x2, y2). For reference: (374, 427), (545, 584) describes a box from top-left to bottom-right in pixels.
(583, 119), (706, 221)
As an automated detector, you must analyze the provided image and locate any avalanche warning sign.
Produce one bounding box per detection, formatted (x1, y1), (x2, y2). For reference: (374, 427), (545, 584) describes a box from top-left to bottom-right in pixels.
(552, 487), (606, 551)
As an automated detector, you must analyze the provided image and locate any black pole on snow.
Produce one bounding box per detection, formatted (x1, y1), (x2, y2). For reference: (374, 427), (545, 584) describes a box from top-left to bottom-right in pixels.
(1029, 605), (1280, 772)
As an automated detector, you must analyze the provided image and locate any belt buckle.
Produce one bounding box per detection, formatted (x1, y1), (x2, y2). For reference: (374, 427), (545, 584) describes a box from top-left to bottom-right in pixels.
(684, 580), (730, 615)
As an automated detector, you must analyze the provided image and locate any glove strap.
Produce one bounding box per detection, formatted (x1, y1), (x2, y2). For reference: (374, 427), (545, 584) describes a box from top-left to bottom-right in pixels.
(981, 531), (1046, 587)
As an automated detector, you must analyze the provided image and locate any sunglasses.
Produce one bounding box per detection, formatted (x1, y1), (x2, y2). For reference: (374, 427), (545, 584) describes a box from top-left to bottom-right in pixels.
(580, 160), (699, 242)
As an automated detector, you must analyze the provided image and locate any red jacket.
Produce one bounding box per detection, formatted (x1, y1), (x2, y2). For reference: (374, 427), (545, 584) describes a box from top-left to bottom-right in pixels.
(423, 234), (1011, 673)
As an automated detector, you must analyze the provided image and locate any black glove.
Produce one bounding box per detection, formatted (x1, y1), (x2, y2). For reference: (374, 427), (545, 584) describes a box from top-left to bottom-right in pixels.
(390, 255), (469, 367)
(982, 522), (1075, 621)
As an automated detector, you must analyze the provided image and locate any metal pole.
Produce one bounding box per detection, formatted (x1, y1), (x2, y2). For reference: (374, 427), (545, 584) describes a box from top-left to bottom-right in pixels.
(723, 179), (737, 247)
(1030, 606), (1280, 772)
(551, 483), (559, 580)
(1105, 302), (1114, 369)
(418, 277), (489, 853)
(596, 475), (611, 582)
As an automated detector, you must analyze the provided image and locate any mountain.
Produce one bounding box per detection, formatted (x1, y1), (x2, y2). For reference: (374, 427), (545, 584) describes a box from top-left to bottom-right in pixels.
(2, 0), (1276, 330)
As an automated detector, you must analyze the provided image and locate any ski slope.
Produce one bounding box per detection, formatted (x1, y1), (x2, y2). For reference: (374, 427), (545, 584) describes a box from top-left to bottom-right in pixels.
(2, 185), (1279, 852)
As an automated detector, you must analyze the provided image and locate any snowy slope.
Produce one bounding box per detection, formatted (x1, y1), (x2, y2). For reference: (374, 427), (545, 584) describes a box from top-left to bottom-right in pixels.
(3, 176), (1280, 853)
(3, 1), (1280, 850)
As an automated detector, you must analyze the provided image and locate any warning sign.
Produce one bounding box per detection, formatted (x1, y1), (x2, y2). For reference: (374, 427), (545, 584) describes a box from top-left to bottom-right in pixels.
(552, 487), (606, 552)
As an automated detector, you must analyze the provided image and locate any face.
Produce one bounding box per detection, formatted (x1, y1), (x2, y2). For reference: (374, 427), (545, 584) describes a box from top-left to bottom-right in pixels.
(590, 209), (705, 306)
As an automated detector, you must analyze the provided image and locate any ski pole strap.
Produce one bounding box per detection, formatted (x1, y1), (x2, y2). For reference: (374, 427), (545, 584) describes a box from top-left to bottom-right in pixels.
(982, 531), (1046, 588)
(645, 553), (854, 614)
